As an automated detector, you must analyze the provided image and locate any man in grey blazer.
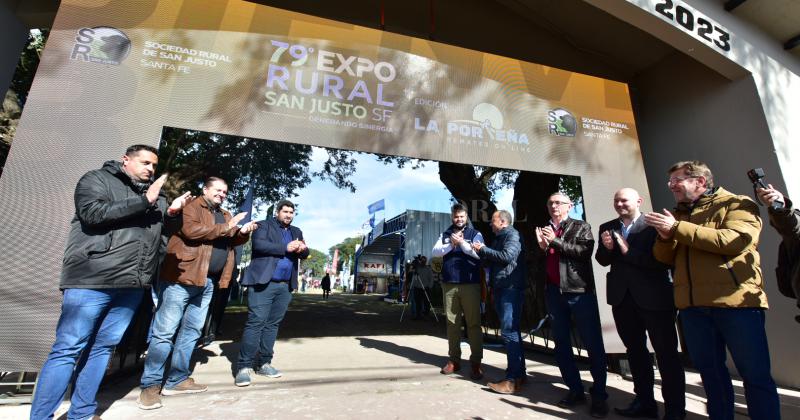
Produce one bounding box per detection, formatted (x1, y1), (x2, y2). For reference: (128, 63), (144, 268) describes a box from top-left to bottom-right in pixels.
(595, 188), (685, 420)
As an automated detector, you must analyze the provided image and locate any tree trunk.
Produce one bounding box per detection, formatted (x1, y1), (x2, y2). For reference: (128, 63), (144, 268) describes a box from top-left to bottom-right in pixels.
(513, 171), (561, 333)
(437, 161), (498, 243)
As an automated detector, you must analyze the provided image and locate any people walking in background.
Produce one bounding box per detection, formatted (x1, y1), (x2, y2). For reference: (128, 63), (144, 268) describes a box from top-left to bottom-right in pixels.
(138, 177), (256, 410)
(645, 160), (780, 420)
(473, 210), (527, 395)
(321, 272), (331, 300)
(596, 188), (685, 419)
(234, 200), (309, 387)
(535, 192), (608, 418)
(30, 145), (190, 420)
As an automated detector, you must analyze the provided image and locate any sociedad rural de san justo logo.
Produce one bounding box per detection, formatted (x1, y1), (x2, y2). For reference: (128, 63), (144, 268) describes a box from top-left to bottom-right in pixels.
(70, 27), (132, 65)
(547, 108), (577, 137)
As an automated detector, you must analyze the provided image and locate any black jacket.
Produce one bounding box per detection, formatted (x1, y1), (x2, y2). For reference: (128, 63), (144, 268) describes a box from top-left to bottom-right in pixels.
(479, 226), (527, 290)
(767, 197), (800, 306)
(60, 161), (179, 289)
(594, 217), (674, 311)
(535, 218), (595, 293)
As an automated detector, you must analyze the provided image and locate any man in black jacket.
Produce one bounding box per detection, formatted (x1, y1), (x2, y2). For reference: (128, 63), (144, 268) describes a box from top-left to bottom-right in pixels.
(30, 145), (191, 420)
(595, 188), (685, 420)
(757, 184), (800, 321)
(473, 209), (527, 394)
(535, 192), (608, 418)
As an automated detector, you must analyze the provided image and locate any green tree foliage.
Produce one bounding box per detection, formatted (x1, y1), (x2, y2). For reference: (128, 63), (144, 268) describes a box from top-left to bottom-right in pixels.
(1, 29), (49, 176)
(157, 127), (359, 208)
(8, 29), (48, 107)
(328, 235), (364, 273)
(302, 248), (328, 277)
(559, 176), (584, 208)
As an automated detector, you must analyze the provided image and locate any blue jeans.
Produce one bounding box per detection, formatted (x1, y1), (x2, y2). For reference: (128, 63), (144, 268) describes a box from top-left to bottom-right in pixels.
(237, 281), (292, 369)
(140, 278), (214, 389)
(30, 288), (144, 420)
(680, 307), (780, 420)
(493, 287), (525, 380)
(545, 286), (608, 399)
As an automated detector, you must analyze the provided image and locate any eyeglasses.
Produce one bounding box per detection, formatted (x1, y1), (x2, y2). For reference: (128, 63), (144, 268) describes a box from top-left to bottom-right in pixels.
(667, 176), (697, 187)
(548, 200), (571, 206)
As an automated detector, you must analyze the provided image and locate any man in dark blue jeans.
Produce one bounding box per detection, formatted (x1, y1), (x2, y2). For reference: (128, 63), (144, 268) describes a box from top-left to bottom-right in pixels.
(646, 161), (780, 420)
(234, 200), (309, 386)
(138, 177), (255, 410)
(473, 209), (527, 394)
(535, 192), (608, 418)
(30, 145), (190, 420)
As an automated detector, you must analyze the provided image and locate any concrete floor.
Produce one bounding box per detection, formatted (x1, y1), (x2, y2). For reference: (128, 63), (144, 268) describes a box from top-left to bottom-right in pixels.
(4, 291), (800, 419)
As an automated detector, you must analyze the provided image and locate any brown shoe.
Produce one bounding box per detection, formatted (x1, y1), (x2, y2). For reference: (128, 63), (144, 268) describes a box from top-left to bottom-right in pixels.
(137, 385), (162, 410)
(440, 360), (461, 375)
(488, 379), (518, 394)
(161, 377), (208, 395)
(470, 363), (484, 380)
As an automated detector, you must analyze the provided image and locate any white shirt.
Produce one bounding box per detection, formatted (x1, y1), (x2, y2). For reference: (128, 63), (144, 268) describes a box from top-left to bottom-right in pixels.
(432, 228), (483, 260)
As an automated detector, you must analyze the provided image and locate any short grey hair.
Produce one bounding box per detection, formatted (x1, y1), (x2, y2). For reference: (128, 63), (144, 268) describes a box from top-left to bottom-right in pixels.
(668, 160), (714, 189)
(495, 209), (513, 224)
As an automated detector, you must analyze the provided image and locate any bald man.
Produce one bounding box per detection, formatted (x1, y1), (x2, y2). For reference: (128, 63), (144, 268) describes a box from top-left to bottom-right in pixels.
(595, 188), (685, 420)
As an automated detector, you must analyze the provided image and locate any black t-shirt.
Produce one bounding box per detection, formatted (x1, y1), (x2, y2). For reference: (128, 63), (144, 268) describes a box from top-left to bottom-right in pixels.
(207, 210), (230, 276)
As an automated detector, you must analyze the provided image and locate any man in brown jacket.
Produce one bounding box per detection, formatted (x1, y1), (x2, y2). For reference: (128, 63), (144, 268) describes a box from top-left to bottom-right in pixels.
(644, 161), (780, 420)
(138, 177), (256, 410)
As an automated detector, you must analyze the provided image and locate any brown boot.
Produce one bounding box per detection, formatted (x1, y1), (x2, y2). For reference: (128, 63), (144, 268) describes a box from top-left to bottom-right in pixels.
(470, 362), (484, 380)
(440, 360), (461, 375)
(488, 379), (518, 395)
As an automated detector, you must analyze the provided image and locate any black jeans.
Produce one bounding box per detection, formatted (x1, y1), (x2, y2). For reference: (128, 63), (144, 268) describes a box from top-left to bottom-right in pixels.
(411, 287), (430, 317)
(612, 292), (685, 416)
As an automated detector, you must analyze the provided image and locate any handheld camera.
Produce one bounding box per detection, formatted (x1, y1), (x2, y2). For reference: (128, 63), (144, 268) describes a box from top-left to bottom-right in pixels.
(747, 168), (784, 210)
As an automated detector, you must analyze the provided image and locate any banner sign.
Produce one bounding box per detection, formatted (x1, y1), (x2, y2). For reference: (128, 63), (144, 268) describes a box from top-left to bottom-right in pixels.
(0, 0), (651, 370)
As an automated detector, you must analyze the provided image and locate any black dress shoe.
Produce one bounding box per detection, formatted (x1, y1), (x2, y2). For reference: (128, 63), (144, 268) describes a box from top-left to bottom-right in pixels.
(590, 398), (609, 418)
(557, 391), (587, 408)
(614, 399), (658, 418)
(661, 412), (686, 420)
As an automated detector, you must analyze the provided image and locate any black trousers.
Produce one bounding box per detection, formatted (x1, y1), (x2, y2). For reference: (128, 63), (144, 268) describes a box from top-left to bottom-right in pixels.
(202, 279), (232, 340)
(612, 292), (685, 416)
(411, 287), (430, 317)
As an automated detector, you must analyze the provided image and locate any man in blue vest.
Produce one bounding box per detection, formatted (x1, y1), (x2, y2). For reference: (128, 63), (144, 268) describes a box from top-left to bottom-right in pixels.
(432, 203), (485, 380)
(234, 199), (309, 386)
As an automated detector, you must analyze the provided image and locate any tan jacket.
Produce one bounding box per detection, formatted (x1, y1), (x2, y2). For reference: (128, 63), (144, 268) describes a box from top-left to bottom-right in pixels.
(160, 197), (250, 288)
(653, 187), (768, 309)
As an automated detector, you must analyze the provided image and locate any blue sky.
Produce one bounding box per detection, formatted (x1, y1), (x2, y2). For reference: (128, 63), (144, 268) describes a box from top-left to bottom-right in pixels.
(244, 146), (584, 254)
(248, 147), (515, 253)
